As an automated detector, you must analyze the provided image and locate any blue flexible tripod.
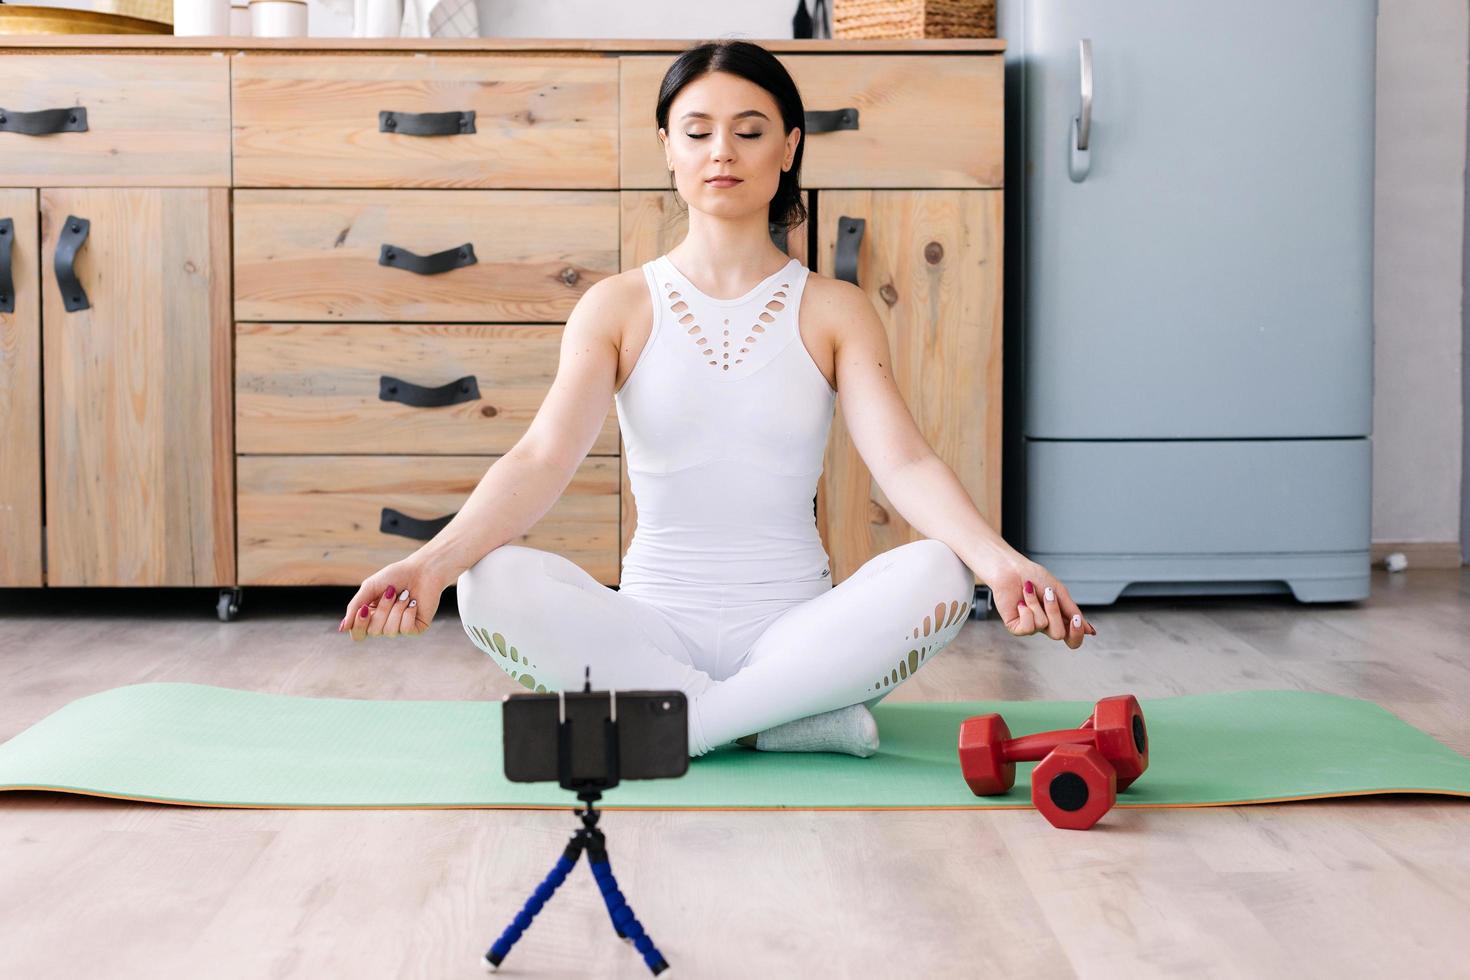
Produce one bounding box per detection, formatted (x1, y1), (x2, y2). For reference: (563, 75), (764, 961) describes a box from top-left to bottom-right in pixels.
(483, 674), (672, 975)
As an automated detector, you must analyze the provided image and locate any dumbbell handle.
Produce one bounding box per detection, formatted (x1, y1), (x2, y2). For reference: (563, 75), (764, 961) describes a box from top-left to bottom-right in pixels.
(1000, 727), (1100, 763)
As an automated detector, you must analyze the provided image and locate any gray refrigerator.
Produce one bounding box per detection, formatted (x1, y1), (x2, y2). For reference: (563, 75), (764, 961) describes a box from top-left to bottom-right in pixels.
(998, 0), (1377, 604)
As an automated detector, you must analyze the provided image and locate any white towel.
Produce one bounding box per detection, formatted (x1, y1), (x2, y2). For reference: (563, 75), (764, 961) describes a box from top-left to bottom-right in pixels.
(345, 0), (478, 38)
(400, 0), (478, 37)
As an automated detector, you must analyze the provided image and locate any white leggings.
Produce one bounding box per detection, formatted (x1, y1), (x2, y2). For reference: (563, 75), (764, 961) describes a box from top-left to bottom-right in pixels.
(455, 539), (976, 757)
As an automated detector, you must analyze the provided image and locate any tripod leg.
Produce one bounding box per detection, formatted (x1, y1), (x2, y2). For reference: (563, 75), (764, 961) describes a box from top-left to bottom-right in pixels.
(483, 839), (583, 971)
(587, 855), (671, 976)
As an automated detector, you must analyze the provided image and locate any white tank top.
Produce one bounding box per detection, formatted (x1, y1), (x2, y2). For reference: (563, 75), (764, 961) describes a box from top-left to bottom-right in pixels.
(614, 253), (838, 600)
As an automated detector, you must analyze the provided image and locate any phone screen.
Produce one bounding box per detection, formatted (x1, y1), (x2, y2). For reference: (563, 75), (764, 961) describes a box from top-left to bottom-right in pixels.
(502, 690), (689, 783)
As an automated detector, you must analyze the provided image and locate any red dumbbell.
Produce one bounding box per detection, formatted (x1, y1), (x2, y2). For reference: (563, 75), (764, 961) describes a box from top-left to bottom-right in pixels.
(958, 695), (1148, 796)
(1074, 696), (1149, 792)
(1031, 743), (1117, 830)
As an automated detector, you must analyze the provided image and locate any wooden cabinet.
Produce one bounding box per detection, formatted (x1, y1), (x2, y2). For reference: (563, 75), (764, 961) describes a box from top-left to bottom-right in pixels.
(0, 50), (236, 589)
(237, 456), (619, 584)
(231, 54), (619, 189)
(0, 191), (41, 586)
(618, 54), (1003, 188)
(0, 187), (235, 586)
(815, 191), (1003, 583)
(231, 189), (620, 322)
(39, 188), (235, 586)
(0, 36), (1004, 601)
(0, 54), (231, 187)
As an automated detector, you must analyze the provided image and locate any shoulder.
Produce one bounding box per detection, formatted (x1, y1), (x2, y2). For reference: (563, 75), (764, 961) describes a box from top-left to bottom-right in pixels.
(581, 265), (651, 308)
(801, 268), (867, 310)
(800, 268), (876, 348)
(570, 266), (652, 347)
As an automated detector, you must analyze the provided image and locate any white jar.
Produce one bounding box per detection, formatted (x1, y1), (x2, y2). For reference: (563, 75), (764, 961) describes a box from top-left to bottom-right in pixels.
(230, 0), (251, 35)
(249, 0), (308, 37)
(173, 0), (231, 35)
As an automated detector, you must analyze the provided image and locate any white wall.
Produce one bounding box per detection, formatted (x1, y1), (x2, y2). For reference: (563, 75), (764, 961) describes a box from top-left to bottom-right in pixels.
(1372, 0), (1467, 555)
(305, 0), (803, 40)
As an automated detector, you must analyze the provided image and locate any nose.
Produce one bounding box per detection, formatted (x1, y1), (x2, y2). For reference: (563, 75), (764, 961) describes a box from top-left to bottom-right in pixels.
(709, 129), (736, 161)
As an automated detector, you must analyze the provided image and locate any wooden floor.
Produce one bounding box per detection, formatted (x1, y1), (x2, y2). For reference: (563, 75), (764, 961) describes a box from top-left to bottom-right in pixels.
(2, 568), (1468, 979)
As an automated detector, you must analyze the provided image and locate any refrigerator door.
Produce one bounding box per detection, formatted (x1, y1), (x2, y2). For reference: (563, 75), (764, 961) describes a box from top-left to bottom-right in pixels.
(1019, 0), (1376, 439)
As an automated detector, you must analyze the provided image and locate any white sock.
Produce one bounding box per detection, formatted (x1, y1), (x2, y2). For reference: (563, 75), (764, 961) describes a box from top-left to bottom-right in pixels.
(743, 703), (880, 758)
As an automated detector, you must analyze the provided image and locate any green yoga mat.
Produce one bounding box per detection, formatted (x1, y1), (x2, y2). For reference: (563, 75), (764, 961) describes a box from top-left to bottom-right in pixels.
(1, 683), (1467, 810)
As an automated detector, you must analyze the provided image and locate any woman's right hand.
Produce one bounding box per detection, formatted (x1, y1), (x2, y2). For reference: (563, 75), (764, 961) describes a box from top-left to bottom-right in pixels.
(337, 554), (455, 641)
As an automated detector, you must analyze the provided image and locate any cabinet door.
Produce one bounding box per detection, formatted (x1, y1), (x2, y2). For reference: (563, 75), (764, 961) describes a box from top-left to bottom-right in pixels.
(0, 190), (42, 586)
(40, 188), (235, 586)
(815, 191), (1002, 584)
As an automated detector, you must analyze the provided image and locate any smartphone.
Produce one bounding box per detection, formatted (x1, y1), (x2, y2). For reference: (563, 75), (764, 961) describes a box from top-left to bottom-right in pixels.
(501, 690), (689, 783)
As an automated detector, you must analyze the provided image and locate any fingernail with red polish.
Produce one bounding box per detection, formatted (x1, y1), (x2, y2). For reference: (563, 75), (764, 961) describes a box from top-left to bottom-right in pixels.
(1025, 581), (1035, 595)
(359, 605), (369, 618)
(384, 587), (396, 601)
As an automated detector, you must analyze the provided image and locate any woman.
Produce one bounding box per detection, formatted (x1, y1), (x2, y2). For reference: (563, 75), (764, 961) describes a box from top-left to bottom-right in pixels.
(337, 40), (1096, 759)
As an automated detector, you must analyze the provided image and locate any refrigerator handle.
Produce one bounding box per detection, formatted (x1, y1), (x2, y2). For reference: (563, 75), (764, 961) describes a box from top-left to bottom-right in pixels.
(1070, 38), (1094, 183)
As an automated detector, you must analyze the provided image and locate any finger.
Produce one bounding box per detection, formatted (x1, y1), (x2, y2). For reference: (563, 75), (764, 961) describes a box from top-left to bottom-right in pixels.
(1040, 584), (1067, 640)
(400, 597), (424, 635)
(340, 585), (373, 633)
(365, 585), (397, 637)
(1054, 583), (1097, 637)
(383, 588), (411, 637)
(1065, 611), (1085, 650)
(990, 581), (1019, 630)
(1009, 598), (1035, 636)
(350, 601), (373, 641)
(1022, 580), (1049, 631)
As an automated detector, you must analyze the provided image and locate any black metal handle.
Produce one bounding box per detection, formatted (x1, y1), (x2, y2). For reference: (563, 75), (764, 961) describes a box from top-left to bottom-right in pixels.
(55, 215), (91, 312)
(379, 242), (478, 276)
(379, 374), (481, 408)
(380, 507), (456, 541)
(379, 110), (476, 136)
(834, 215), (865, 287)
(0, 218), (13, 314)
(804, 108), (859, 134)
(0, 106), (89, 136)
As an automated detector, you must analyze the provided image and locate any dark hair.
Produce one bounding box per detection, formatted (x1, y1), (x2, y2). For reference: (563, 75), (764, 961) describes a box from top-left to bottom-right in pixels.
(655, 40), (808, 232)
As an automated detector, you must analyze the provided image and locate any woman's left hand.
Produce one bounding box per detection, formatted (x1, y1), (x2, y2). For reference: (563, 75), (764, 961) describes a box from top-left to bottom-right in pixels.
(980, 551), (1097, 650)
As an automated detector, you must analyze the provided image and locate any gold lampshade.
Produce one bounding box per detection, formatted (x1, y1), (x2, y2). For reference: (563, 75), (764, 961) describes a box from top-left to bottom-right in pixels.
(0, 2), (172, 34)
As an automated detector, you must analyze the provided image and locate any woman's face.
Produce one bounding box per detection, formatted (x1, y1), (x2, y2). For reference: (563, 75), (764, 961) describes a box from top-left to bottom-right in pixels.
(659, 71), (801, 220)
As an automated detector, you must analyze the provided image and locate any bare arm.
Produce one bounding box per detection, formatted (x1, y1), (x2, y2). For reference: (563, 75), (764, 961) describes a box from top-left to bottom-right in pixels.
(820, 276), (1094, 645)
(415, 275), (627, 581)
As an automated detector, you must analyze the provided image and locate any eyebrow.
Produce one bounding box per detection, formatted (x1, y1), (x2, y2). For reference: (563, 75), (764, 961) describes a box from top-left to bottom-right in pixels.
(679, 110), (771, 122)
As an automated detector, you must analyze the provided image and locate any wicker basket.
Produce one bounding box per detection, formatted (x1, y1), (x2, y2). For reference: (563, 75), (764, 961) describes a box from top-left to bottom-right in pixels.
(833, 0), (996, 39)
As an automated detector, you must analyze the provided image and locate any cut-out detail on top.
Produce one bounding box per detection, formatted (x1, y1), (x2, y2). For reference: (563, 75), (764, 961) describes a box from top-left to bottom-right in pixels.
(660, 268), (798, 373)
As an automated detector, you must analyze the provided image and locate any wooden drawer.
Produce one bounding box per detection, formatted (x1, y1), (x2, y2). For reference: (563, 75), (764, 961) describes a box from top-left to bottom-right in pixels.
(233, 189), (619, 322)
(232, 54), (620, 189)
(235, 322), (619, 455)
(619, 55), (1002, 189)
(0, 55), (230, 187)
(237, 455), (620, 585)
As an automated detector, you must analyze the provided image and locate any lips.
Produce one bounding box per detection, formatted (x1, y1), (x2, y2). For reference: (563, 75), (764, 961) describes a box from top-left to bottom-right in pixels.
(706, 176), (742, 184)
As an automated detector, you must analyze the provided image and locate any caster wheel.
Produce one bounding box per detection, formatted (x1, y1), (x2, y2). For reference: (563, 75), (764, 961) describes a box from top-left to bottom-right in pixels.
(217, 588), (242, 622)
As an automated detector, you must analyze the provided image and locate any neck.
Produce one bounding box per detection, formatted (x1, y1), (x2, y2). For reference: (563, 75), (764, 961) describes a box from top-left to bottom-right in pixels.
(670, 210), (791, 297)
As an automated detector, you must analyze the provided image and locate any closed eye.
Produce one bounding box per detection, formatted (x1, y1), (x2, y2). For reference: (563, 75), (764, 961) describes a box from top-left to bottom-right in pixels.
(687, 133), (762, 139)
